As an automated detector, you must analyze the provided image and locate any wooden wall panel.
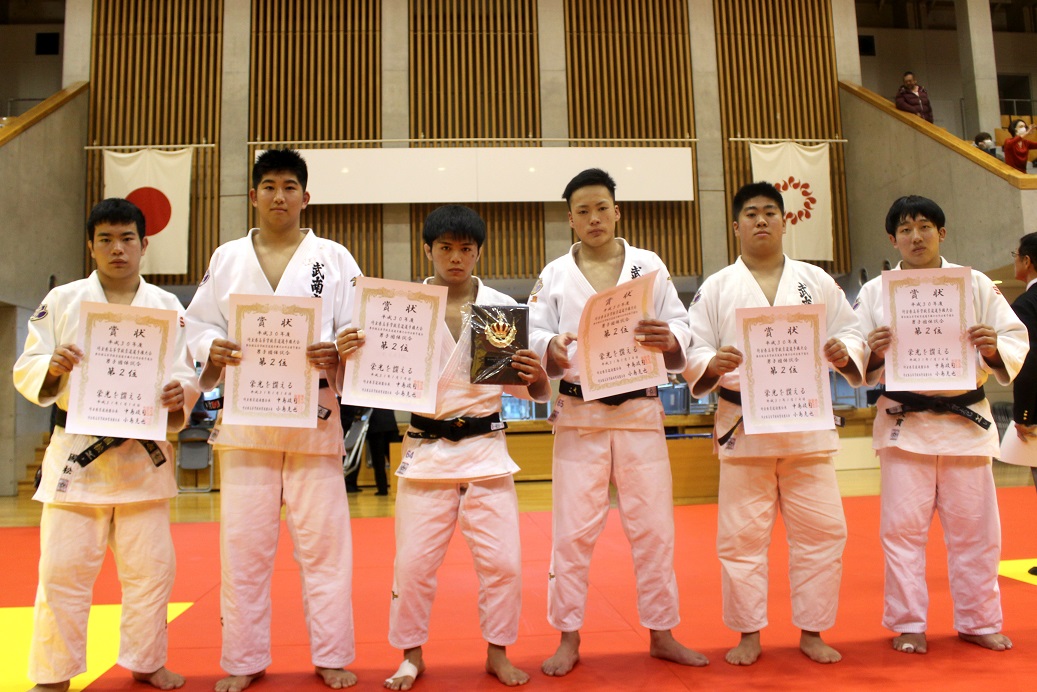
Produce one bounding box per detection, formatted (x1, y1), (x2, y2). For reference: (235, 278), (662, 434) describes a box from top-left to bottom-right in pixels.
(409, 0), (543, 281)
(564, 0), (700, 277)
(714, 0), (850, 273)
(250, 1), (384, 276)
(410, 203), (546, 281)
(86, 0), (222, 285)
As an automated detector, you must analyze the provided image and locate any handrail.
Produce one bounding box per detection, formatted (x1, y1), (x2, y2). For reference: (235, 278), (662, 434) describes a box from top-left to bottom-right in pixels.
(0, 82), (89, 149)
(839, 80), (1037, 191)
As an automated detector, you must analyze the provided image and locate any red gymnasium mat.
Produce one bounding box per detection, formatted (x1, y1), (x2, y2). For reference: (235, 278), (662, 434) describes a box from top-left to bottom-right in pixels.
(2, 487), (1035, 691)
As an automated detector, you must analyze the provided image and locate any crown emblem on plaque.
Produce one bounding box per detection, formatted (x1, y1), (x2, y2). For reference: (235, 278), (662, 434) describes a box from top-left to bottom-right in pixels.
(485, 319), (517, 348)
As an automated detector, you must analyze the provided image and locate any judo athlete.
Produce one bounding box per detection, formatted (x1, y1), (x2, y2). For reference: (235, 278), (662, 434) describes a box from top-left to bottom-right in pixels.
(528, 168), (707, 676)
(855, 195), (1027, 654)
(684, 181), (865, 666)
(185, 149), (363, 691)
(338, 204), (550, 690)
(14, 198), (200, 691)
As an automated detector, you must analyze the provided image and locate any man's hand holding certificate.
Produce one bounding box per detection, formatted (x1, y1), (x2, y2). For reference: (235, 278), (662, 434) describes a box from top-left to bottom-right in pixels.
(65, 302), (177, 441)
(340, 277), (447, 414)
(735, 303), (835, 434)
(575, 271), (669, 401)
(881, 267), (976, 391)
(222, 294), (322, 428)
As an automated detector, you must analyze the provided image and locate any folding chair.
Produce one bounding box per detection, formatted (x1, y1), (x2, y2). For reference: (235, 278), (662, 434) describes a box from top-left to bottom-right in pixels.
(177, 426), (213, 492)
(343, 407), (373, 479)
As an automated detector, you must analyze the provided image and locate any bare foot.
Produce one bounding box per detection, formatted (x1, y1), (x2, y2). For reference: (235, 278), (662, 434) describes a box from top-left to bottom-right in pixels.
(649, 629), (709, 667)
(892, 632), (927, 654)
(486, 643), (530, 686)
(959, 632), (1013, 651)
(800, 630), (841, 663)
(385, 648), (425, 691)
(132, 667), (185, 690)
(29, 683), (70, 692)
(541, 630), (580, 677)
(214, 671), (265, 692)
(317, 666), (358, 689)
(725, 631), (761, 666)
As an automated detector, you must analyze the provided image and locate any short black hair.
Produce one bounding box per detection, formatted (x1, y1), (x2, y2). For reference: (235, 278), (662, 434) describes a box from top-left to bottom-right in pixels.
(87, 198), (146, 241)
(1009, 118), (1027, 134)
(884, 195), (945, 236)
(973, 132), (993, 145)
(562, 168), (616, 207)
(422, 204), (486, 248)
(252, 148), (308, 190)
(1018, 232), (1037, 265)
(902, 71), (915, 79)
(732, 181), (785, 218)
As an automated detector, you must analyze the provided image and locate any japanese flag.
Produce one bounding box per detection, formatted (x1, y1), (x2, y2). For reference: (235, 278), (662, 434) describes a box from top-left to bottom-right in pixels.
(749, 142), (833, 261)
(103, 148), (192, 275)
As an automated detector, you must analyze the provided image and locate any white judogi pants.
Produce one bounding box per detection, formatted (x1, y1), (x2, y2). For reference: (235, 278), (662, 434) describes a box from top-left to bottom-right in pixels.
(548, 427), (679, 632)
(716, 455), (846, 633)
(878, 448), (1003, 635)
(389, 476), (522, 648)
(30, 500), (175, 684)
(219, 449), (354, 674)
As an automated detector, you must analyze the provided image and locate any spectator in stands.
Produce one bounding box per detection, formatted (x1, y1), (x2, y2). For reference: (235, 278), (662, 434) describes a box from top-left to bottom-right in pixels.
(972, 132), (1001, 160)
(894, 71), (933, 123)
(1003, 119), (1037, 174)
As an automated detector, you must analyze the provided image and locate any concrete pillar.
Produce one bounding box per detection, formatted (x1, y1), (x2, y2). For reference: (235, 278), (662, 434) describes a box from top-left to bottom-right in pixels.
(538, 0), (572, 262)
(687, 0), (728, 277)
(830, 0), (862, 86)
(218, 0), (252, 244)
(382, 0), (411, 278)
(62, 0), (91, 87)
(955, 0), (1001, 138)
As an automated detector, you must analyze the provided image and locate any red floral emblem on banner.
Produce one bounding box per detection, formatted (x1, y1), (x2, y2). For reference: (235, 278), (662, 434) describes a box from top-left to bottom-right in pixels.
(774, 176), (817, 226)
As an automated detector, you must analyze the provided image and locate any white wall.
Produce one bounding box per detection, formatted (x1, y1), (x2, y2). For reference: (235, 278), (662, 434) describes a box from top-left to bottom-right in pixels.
(858, 28), (1035, 140)
(0, 24), (63, 117)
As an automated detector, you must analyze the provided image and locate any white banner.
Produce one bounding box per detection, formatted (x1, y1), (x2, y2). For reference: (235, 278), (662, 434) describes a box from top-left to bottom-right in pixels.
(749, 142), (833, 261)
(103, 148), (192, 275)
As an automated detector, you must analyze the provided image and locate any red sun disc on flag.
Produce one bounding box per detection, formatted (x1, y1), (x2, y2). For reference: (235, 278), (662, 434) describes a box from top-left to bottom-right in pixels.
(126, 187), (172, 236)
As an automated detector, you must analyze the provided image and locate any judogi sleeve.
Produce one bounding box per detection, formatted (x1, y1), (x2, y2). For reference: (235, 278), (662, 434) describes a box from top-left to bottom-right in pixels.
(168, 300), (202, 430)
(13, 289), (65, 407)
(527, 267), (562, 376)
(683, 279), (722, 399)
(853, 279), (885, 387)
(977, 273), (1028, 385)
(184, 251), (228, 388)
(823, 276), (866, 387)
(654, 262), (690, 373)
(331, 248), (363, 394)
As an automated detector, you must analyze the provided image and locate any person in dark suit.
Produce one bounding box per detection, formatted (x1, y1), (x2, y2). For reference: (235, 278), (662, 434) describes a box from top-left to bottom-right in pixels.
(1011, 231), (1037, 575)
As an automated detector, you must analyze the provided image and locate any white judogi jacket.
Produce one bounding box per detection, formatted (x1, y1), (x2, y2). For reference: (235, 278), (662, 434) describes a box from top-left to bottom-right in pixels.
(528, 239), (691, 431)
(855, 258), (1028, 457)
(398, 279), (548, 482)
(685, 256), (865, 458)
(185, 229), (362, 455)
(14, 272), (200, 504)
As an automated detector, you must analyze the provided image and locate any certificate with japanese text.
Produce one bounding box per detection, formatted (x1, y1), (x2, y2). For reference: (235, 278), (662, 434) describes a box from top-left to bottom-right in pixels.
(736, 303), (834, 434)
(576, 271), (668, 401)
(65, 302), (177, 440)
(342, 277), (447, 414)
(223, 294), (321, 428)
(881, 267), (975, 391)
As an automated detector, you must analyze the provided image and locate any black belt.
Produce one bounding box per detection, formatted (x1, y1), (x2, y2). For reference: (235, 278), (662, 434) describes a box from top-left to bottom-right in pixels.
(54, 409), (166, 468)
(408, 413), (506, 442)
(878, 385), (990, 429)
(716, 388), (744, 446)
(559, 380), (658, 407)
(205, 378), (332, 419)
(714, 387), (846, 446)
